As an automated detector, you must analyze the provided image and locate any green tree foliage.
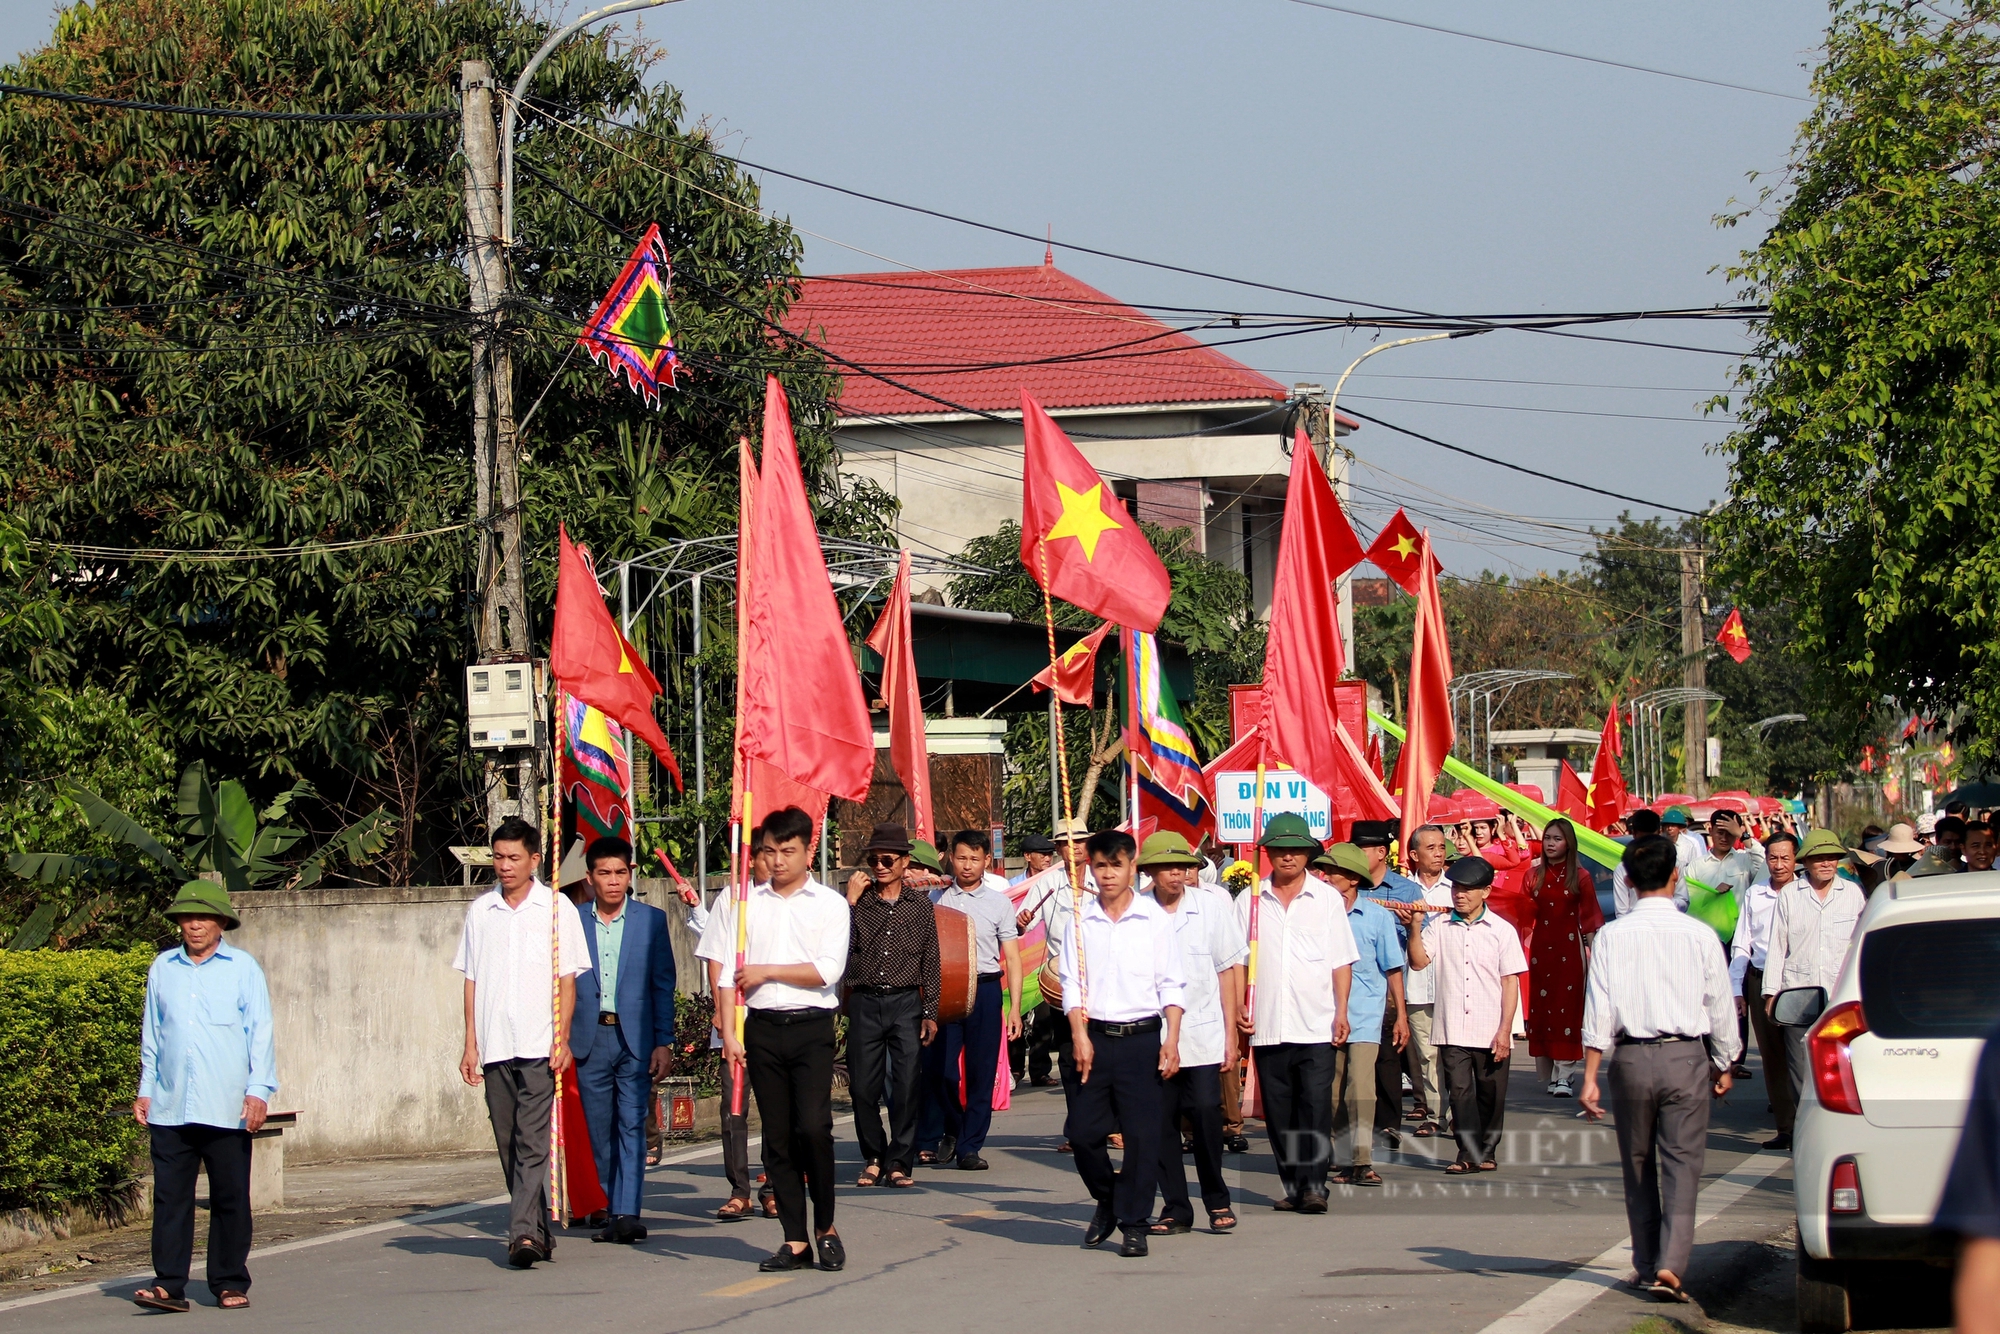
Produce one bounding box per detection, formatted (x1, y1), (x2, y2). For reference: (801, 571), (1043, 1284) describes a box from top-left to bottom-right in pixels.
(0, 0), (879, 882)
(1713, 1), (2000, 765)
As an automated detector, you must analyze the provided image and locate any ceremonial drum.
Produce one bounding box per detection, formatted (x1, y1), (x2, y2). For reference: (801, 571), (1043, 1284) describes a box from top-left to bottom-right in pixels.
(934, 904), (978, 1025)
(1038, 958), (1062, 1008)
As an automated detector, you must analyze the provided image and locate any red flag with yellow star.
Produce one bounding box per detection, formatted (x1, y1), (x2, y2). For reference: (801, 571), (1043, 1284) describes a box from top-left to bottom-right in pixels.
(1365, 508), (1441, 596)
(1019, 392), (1172, 631)
(551, 524), (681, 781)
(1030, 621), (1113, 707)
(1716, 608), (1752, 664)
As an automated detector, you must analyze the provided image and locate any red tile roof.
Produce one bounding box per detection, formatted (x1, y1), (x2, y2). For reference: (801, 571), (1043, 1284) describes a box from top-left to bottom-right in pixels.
(783, 264), (1294, 419)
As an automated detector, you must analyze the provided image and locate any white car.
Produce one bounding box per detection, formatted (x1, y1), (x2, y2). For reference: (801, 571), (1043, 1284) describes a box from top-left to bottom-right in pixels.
(1781, 869), (2000, 1331)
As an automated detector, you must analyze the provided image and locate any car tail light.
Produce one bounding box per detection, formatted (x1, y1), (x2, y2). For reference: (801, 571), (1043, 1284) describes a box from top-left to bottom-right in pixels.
(1808, 1001), (1869, 1115)
(1829, 1157), (1863, 1214)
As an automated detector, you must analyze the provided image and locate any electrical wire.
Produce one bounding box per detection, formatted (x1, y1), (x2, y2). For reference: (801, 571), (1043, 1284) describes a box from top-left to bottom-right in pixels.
(0, 81), (459, 122)
(33, 522), (473, 562)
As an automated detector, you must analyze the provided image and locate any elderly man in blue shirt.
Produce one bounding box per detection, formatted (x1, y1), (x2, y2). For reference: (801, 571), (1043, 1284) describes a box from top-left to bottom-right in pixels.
(1319, 842), (1408, 1187)
(131, 883), (276, 1314)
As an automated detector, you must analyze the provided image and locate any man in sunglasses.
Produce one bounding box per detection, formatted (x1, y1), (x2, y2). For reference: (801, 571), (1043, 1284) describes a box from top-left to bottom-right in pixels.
(845, 824), (942, 1189)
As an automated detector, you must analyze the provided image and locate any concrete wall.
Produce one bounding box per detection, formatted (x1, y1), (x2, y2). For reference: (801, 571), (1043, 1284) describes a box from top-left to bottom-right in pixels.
(231, 882), (702, 1164)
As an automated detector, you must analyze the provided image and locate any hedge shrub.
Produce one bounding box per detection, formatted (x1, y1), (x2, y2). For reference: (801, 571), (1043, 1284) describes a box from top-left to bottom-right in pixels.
(0, 949), (151, 1213)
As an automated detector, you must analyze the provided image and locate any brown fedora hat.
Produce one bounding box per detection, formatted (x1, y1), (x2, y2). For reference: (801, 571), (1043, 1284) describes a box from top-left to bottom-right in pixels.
(862, 823), (914, 855)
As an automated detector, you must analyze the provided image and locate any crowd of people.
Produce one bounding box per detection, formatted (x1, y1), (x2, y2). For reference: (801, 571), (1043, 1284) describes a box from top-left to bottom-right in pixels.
(125, 792), (1988, 1307)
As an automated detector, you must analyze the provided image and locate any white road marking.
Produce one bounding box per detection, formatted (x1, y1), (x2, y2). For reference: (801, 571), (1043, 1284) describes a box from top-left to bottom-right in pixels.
(1474, 1150), (1791, 1334)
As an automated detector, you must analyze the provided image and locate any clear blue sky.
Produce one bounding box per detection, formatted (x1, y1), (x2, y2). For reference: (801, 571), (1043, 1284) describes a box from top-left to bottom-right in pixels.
(2, 1), (1828, 576)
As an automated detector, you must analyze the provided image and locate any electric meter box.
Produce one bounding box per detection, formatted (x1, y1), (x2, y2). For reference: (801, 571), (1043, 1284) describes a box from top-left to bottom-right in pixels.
(466, 661), (541, 751)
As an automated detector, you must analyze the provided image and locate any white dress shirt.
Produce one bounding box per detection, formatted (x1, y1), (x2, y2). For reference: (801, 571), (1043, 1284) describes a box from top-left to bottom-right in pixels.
(1614, 857), (1689, 915)
(1233, 877), (1361, 1047)
(452, 880), (591, 1064)
(1581, 897), (1741, 1068)
(1687, 848), (1760, 900)
(1428, 908), (1528, 1049)
(1058, 889), (1187, 1023)
(695, 878), (850, 1010)
(1728, 874), (1790, 994)
(1153, 885), (1249, 1066)
(1402, 872), (1455, 1007)
(1762, 877), (1867, 996)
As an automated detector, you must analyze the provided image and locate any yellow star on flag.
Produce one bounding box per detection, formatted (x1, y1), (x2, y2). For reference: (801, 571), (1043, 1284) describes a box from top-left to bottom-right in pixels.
(1045, 480), (1124, 562)
(1059, 639), (1091, 666)
(618, 644), (636, 673)
(1391, 533), (1418, 560)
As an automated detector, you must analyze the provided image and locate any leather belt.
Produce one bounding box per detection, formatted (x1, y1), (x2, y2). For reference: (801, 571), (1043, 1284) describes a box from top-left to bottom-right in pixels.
(597, 1012), (620, 1026)
(852, 983), (919, 995)
(747, 1006), (834, 1026)
(1617, 1034), (1700, 1046)
(977, 971), (1002, 983)
(1087, 1016), (1162, 1038)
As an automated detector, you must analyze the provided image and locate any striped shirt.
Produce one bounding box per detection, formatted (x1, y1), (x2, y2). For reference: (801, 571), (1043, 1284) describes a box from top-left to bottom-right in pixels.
(1581, 897), (1741, 1068)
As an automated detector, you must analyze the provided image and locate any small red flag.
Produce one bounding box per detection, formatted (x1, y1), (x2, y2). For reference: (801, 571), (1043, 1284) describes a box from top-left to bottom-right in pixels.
(1261, 429), (1395, 819)
(1586, 699), (1627, 832)
(1388, 529), (1455, 851)
(1716, 608), (1752, 664)
(739, 377), (875, 803)
(1555, 760), (1593, 823)
(1020, 393), (1172, 632)
(1029, 621), (1112, 707)
(551, 525), (681, 785)
(864, 549), (934, 841)
(1365, 508), (1442, 596)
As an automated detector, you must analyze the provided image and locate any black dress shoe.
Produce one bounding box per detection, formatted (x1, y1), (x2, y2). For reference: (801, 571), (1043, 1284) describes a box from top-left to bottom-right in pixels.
(815, 1232), (846, 1272)
(610, 1215), (646, 1243)
(508, 1236), (545, 1268)
(1083, 1204), (1116, 1247)
(1119, 1230), (1150, 1258)
(1298, 1192), (1329, 1215)
(957, 1155), (989, 1171)
(1763, 1132), (1793, 1152)
(1224, 1133), (1251, 1153)
(937, 1135), (957, 1163)
(759, 1244), (814, 1272)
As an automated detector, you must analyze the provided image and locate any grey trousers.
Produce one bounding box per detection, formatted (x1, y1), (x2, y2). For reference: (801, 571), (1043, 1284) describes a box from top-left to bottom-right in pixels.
(1608, 1041), (1714, 1280)
(1333, 1041), (1381, 1167)
(483, 1058), (555, 1247)
(1743, 967), (1794, 1134)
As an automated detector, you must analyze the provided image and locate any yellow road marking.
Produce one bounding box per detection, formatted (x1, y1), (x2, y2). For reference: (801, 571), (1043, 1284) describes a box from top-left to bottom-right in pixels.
(703, 1276), (794, 1298)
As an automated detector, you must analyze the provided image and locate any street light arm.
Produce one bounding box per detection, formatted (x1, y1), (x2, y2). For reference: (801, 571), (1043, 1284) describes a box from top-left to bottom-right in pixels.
(501, 0), (680, 243)
(1324, 327), (1488, 468)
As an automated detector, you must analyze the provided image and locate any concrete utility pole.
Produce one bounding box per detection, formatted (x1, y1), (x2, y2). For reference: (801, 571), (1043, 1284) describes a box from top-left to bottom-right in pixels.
(1681, 546), (1709, 799)
(462, 60), (536, 833)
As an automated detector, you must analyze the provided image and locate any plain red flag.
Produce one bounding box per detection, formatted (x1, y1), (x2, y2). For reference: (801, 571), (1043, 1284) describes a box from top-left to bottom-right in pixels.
(1029, 621), (1113, 707)
(1260, 429), (1396, 819)
(1019, 393), (1172, 632)
(1586, 701), (1627, 832)
(1365, 508), (1442, 597)
(1388, 530), (1454, 851)
(739, 376), (875, 803)
(1555, 760), (1593, 824)
(1716, 608), (1752, 664)
(864, 549), (933, 841)
(550, 525), (682, 785)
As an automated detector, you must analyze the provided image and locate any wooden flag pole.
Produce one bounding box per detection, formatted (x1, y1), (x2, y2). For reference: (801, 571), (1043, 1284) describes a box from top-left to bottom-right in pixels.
(548, 686), (568, 1227)
(1035, 541), (1087, 1010)
(729, 788), (754, 1117)
(1243, 751), (1267, 1028)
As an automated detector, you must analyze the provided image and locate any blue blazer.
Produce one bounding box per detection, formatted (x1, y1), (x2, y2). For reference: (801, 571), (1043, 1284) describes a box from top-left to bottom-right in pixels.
(571, 897), (678, 1061)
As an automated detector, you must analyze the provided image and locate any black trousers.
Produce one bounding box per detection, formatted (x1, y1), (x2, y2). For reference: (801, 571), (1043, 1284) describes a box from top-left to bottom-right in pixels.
(745, 1009), (838, 1244)
(847, 987), (924, 1174)
(1156, 1063), (1230, 1223)
(1375, 1008), (1422, 1130)
(1023, 1001), (1063, 1082)
(149, 1122), (253, 1300)
(1253, 1041), (1336, 1201)
(1065, 1026), (1163, 1231)
(1439, 1044), (1509, 1166)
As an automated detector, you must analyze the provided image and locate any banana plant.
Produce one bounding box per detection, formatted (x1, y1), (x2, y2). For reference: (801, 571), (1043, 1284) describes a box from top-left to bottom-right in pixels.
(6, 763), (394, 947)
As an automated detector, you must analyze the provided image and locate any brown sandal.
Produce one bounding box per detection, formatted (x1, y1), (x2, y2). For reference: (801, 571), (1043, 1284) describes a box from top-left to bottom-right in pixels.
(1413, 1121), (1439, 1138)
(885, 1170), (915, 1188)
(216, 1291), (250, 1311)
(133, 1286), (190, 1313)
(716, 1196), (753, 1221)
(856, 1163), (882, 1187)
(1443, 1160), (1477, 1175)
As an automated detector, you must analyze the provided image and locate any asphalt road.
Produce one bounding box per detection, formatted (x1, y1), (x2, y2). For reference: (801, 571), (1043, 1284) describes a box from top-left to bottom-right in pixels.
(0, 1057), (1802, 1334)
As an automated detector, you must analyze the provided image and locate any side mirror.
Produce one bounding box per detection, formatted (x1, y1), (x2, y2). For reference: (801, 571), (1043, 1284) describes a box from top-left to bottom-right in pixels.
(1772, 985), (1828, 1028)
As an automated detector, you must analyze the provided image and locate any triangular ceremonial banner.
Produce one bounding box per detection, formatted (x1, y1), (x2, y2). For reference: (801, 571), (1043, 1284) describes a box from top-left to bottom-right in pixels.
(1388, 529), (1454, 851)
(1716, 608), (1752, 664)
(864, 549), (934, 841)
(1555, 760), (1592, 824)
(551, 525), (682, 787)
(1365, 508), (1442, 596)
(561, 695), (633, 839)
(740, 377), (875, 803)
(1030, 621), (1113, 707)
(1019, 392), (1172, 633)
(576, 222), (678, 404)
(1128, 629), (1214, 844)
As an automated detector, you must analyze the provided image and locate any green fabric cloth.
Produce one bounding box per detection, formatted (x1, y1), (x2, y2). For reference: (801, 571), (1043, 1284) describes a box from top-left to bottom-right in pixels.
(595, 901), (626, 1012)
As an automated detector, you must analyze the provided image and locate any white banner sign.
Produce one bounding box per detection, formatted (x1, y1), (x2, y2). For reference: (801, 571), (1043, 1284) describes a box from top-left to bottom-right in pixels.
(1214, 769), (1333, 842)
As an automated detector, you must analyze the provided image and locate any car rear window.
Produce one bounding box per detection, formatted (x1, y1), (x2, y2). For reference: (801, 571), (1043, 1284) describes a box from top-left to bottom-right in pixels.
(1860, 920), (2000, 1039)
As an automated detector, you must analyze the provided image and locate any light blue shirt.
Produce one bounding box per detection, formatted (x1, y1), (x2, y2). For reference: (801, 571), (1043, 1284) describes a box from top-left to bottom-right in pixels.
(1343, 897), (1406, 1039)
(138, 941), (277, 1128)
(595, 901), (627, 1013)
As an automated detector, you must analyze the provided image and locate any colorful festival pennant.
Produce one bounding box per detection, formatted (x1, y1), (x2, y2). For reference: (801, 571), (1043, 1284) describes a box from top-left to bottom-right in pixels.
(1127, 629), (1214, 844)
(562, 694), (633, 840)
(577, 223), (679, 403)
